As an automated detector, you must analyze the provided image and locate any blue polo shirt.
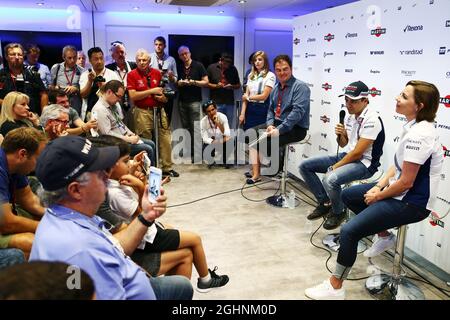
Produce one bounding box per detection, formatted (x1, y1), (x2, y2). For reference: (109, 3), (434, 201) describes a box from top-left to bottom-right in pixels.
(266, 76), (310, 134)
(30, 204), (156, 300)
(0, 148), (29, 205)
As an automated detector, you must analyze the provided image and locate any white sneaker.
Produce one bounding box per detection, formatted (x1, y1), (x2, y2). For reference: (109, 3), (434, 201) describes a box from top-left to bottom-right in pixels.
(364, 234), (396, 258)
(304, 279), (345, 300)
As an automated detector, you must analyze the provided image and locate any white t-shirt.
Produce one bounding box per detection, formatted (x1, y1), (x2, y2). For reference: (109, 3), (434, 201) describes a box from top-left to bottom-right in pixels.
(246, 71), (276, 103)
(390, 120), (443, 210)
(200, 112), (230, 144)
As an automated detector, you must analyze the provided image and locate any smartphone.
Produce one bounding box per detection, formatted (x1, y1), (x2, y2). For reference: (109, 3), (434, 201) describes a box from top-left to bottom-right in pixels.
(90, 111), (99, 137)
(142, 153), (151, 175)
(147, 166), (162, 203)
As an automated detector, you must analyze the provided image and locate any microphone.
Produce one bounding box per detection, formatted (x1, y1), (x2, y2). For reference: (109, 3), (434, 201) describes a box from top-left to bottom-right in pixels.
(337, 109), (346, 158)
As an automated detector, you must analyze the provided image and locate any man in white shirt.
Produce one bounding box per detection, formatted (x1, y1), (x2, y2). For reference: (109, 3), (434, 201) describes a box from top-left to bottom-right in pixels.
(200, 100), (232, 168)
(299, 81), (385, 230)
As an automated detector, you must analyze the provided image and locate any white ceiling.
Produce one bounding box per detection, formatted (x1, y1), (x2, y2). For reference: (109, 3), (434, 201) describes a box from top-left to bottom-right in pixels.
(0, 0), (360, 19)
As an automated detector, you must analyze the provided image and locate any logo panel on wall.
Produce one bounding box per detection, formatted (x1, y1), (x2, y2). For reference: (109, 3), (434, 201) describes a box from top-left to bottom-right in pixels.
(322, 83), (332, 91)
(324, 33), (335, 42)
(345, 32), (358, 38)
(370, 69), (381, 74)
(437, 122), (450, 130)
(401, 70), (417, 77)
(321, 100), (331, 106)
(345, 68), (353, 73)
(399, 49), (423, 55)
(371, 26), (386, 37)
(294, 38), (300, 45)
(320, 115), (330, 123)
(445, 20), (450, 27)
(344, 51), (356, 56)
(443, 146), (450, 157)
(370, 50), (384, 55)
(305, 53), (317, 58)
(403, 25), (423, 32)
(440, 95), (450, 108)
(324, 67), (331, 73)
(368, 87), (381, 97)
(319, 145), (329, 152)
(307, 37), (316, 43)
(323, 52), (334, 58)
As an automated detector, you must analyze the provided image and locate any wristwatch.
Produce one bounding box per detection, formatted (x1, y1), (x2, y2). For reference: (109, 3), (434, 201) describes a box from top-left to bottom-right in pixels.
(138, 214), (154, 228)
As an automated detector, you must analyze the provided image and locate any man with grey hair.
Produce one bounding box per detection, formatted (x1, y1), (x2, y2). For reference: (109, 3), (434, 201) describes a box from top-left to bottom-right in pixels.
(30, 135), (193, 300)
(50, 45), (84, 115)
(40, 104), (69, 140)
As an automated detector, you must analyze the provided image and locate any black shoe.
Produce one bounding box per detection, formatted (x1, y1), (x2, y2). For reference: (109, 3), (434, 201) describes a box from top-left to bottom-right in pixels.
(163, 169), (180, 177)
(244, 171), (252, 178)
(196, 267), (229, 293)
(323, 212), (346, 230)
(307, 203), (331, 220)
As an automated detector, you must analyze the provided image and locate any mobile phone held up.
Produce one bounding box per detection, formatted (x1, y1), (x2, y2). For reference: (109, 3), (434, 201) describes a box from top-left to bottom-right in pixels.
(90, 111), (99, 137)
(143, 153), (151, 175)
(148, 166), (162, 203)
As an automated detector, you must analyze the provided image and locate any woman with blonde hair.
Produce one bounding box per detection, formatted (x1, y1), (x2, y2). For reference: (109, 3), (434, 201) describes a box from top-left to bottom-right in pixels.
(0, 91), (41, 136)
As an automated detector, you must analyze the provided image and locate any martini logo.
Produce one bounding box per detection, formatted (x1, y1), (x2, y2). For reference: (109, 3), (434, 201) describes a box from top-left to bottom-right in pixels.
(371, 26), (386, 37)
(322, 83), (332, 91)
(368, 87), (381, 97)
(440, 95), (450, 107)
(443, 146), (450, 157)
(324, 33), (335, 42)
(320, 115), (330, 123)
(294, 38), (300, 45)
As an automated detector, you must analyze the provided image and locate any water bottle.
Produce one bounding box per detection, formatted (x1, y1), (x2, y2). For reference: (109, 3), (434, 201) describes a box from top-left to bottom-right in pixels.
(304, 219), (313, 235)
(287, 190), (296, 209)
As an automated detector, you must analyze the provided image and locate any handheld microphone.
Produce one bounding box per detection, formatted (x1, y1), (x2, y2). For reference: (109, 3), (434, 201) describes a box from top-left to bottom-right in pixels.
(337, 109), (346, 158)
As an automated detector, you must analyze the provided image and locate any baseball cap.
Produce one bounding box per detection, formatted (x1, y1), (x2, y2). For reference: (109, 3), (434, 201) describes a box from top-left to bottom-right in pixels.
(36, 136), (120, 191)
(339, 81), (369, 99)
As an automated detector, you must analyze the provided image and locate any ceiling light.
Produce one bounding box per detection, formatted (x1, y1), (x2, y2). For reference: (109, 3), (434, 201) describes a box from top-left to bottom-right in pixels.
(218, 10), (224, 14)
(238, 0), (247, 4)
(36, 2), (44, 5)
(133, 6), (140, 10)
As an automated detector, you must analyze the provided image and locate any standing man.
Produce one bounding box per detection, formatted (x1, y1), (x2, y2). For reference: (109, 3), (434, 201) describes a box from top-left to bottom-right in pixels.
(24, 44), (51, 89)
(177, 45), (209, 163)
(150, 36), (178, 124)
(106, 41), (137, 129)
(207, 53), (241, 130)
(31, 135), (193, 300)
(0, 43), (48, 115)
(127, 49), (179, 178)
(299, 81), (385, 230)
(79, 47), (120, 121)
(50, 45), (84, 115)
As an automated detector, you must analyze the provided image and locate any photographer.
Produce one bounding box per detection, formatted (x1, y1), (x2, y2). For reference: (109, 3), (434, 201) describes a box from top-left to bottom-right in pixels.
(79, 47), (120, 121)
(127, 49), (179, 178)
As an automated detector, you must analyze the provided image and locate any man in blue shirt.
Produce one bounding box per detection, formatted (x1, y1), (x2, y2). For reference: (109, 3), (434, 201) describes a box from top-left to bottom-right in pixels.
(0, 127), (47, 259)
(30, 136), (193, 300)
(246, 54), (310, 184)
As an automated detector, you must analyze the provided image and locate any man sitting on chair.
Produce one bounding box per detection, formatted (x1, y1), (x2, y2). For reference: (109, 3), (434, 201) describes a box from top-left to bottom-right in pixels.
(299, 81), (385, 230)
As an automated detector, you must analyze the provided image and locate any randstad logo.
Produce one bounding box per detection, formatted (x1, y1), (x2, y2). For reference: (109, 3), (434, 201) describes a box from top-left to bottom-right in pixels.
(399, 49), (423, 55)
(345, 32), (358, 38)
(369, 87), (381, 97)
(371, 27), (386, 37)
(322, 83), (332, 91)
(324, 33), (335, 42)
(403, 25), (423, 32)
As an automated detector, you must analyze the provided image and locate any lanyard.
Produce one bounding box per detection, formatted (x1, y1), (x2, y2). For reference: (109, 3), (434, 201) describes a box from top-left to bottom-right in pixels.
(64, 67), (76, 86)
(275, 86), (286, 118)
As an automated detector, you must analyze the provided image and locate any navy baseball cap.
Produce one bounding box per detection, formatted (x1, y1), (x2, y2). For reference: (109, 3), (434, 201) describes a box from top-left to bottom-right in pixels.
(36, 136), (120, 191)
(339, 81), (369, 99)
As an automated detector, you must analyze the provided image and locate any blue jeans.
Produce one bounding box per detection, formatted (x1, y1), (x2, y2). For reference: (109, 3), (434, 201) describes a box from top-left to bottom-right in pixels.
(149, 275), (193, 300)
(0, 248), (25, 269)
(299, 152), (373, 214)
(334, 183), (430, 278)
(130, 138), (156, 165)
(217, 104), (237, 131)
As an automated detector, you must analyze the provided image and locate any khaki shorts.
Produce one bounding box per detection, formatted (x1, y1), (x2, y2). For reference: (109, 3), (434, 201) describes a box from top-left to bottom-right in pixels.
(0, 234), (13, 249)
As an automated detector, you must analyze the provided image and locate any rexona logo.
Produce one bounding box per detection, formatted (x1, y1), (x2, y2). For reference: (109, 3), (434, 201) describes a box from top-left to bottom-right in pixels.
(345, 69), (353, 73)
(293, 38), (300, 45)
(345, 32), (358, 38)
(401, 70), (416, 77)
(403, 25), (423, 32)
(320, 115), (330, 123)
(322, 83), (332, 91)
(324, 33), (335, 42)
(400, 49), (423, 55)
(370, 50), (384, 55)
(305, 53), (317, 58)
(370, 70), (380, 74)
(324, 52), (334, 58)
(344, 51), (356, 56)
(307, 37), (316, 42)
(369, 87), (381, 97)
(371, 26), (386, 37)
(440, 95), (450, 108)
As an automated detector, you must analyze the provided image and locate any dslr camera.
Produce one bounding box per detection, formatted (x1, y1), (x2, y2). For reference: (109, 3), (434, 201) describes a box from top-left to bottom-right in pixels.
(160, 69), (176, 98)
(94, 75), (106, 83)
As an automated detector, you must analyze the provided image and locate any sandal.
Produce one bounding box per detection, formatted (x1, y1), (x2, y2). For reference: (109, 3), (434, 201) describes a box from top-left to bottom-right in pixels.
(246, 177), (261, 184)
(244, 171), (252, 178)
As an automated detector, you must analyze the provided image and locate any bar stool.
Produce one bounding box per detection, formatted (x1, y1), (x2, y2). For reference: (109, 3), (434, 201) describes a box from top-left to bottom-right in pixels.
(266, 134), (310, 208)
(365, 224), (425, 300)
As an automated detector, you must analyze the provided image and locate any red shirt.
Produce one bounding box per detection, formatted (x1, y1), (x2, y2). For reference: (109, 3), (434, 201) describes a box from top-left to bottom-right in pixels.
(127, 68), (162, 109)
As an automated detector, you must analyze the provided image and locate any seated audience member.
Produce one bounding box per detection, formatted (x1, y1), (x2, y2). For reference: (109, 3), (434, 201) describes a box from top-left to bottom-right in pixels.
(48, 88), (97, 136)
(0, 127), (47, 258)
(200, 100), (233, 168)
(0, 92), (41, 137)
(24, 44), (51, 89)
(239, 50), (276, 131)
(305, 81), (443, 300)
(92, 80), (156, 162)
(247, 55), (309, 184)
(40, 104), (70, 140)
(31, 136), (193, 300)
(0, 261), (95, 299)
(0, 248), (25, 269)
(299, 81), (385, 230)
(92, 135), (229, 291)
(50, 45), (84, 114)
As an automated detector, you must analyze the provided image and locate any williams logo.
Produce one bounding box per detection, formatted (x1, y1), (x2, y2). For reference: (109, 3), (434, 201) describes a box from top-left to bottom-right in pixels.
(370, 70), (381, 74)
(293, 38), (300, 45)
(345, 68), (353, 73)
(324, 52), (334, 58)
(401, 70), (416, 77)
(324, 33), (335, 42)
(369, 87), (381, 97)
(320, 115), (330, 123)
(305, 53), (317, 58)
(440, 95), (450, 108)
(439, 47), (446, 55)
(403, 25), (423, 32)
(400, 49), (423, 55)
(370, 50), (384, 55)
(322, 83), (332, 91)
(307, 37), (316, 42)
(345, 32), (358, 38)
(446, 20), (450, 27)
(371, 27), (386, 37)
(344, 51), (356, 56)
(324, 68), (331, 73)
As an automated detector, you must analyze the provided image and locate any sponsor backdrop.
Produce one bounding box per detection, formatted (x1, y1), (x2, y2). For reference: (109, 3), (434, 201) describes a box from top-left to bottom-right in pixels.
(290, 0), (450, 274)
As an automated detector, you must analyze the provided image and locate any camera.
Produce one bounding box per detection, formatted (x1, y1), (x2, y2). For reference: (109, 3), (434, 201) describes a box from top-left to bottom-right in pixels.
(93, 75), (106, 83)
(163, 88), (176, 98)
(160, 69), (175, 98)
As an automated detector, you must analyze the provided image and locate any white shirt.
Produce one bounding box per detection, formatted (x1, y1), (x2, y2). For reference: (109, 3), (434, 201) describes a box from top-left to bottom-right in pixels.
(246, 71), (276, 103)
(344, 105), (384, 170)
(200, 112), (230, 144)
(390, 120), (443, 210)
